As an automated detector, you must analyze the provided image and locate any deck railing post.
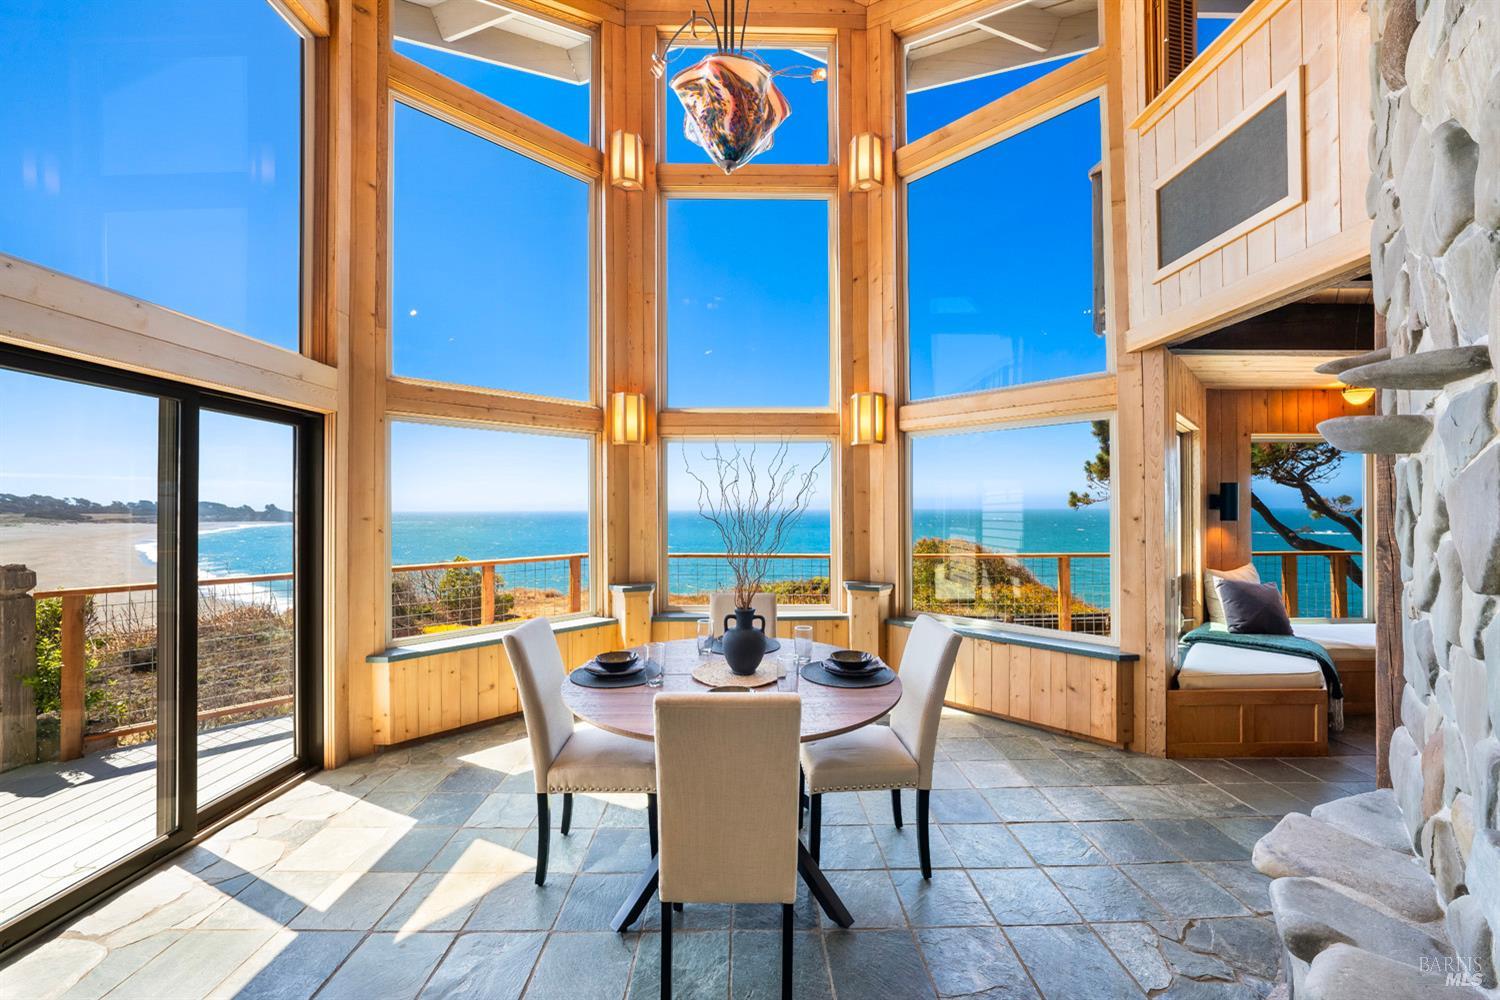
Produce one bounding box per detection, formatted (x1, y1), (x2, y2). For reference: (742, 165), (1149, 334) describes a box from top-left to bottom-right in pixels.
(1280, 555), (1299, 617)
(569, 556), (582, 613)
(1, 565), (38, 772)
(1329, 554), (1349, 618)
(480, 564), (496, 625)
(1056, 556), (1072, 632)
(60, 594), (86, 762)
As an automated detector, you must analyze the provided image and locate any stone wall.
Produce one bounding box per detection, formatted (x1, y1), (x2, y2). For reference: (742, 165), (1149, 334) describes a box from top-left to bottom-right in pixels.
(1371, 0), (1500, 984)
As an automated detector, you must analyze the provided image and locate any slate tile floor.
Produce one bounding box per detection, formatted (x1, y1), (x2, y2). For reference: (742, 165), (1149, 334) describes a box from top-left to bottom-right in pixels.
(0, 710), (1377, 1000)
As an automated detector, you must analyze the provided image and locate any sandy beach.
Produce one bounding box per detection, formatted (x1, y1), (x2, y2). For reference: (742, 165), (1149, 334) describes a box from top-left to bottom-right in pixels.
(0, 520), (161, 591)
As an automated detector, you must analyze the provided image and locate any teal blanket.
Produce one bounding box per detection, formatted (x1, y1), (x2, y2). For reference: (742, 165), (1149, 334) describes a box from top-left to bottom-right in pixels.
(1178, 625), (1343, 701)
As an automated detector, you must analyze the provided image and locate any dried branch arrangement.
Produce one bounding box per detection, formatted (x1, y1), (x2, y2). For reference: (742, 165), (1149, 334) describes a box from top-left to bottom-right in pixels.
(683, 440), (828, 608)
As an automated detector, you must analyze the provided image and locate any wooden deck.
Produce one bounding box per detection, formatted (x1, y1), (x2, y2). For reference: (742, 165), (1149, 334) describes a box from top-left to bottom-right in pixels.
(0, 715), (294, 925)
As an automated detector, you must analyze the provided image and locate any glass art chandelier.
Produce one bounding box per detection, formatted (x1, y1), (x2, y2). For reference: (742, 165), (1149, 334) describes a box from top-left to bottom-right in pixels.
(652, 3), (826, 174)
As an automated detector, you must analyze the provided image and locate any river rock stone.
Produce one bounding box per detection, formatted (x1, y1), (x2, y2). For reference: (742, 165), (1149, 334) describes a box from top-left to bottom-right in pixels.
(1451, 792), (1476, 861)
(1341, 346), (1492, 389)
(1446, 894), (1497, 988)
(1381, 0), (1419, 89)
(1317, 414), (1434, 454)
(1310, 789), (1416, 856)
(1423, 724), (1448, 819)
(1315, 347), (1392, 376)
(1486, 612), (1500, 725)
(1452, 648), (1493, 749)
(1252, 813), (1443, 922)
(1421, 809), (1466, 901)
(1438, 380), (1498, 475)
(1448, 442), (1500, 593)
(1425, 122), (1480, 253)
(1404, 684), (1429, 736)
(1407, 616), (1440, 694)
(1443, 225), (1500, 343)
(1433, 538), (1465, 648)
(1469, 736), (1500, 828)
(1444, 717), (1470, 800)
(1466, 830), (1500, 942)
(1303, 943), (1488, 1000)
(1392, 726), (1426, 847)
(1271, 876), (1452, 995)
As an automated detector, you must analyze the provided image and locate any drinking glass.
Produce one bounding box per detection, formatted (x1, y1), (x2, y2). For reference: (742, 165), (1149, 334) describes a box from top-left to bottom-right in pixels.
(647, 641), (665, 688)
(696, 618), (712, 656)
(794, 625), (813, 666)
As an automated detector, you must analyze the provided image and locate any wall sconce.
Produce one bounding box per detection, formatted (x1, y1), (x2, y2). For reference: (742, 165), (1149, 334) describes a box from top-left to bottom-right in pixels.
(847, 134), (885, 192)
(610, 391), (647, 444)
(849, 391), (886, 445)
(1208, 482), (1240, 522)
(609, 130), (644, 191)
(1340, 384), (1375, 406)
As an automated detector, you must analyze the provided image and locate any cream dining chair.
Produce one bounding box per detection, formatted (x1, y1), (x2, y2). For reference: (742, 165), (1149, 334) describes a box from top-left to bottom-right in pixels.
(798, 614), (960, 879)
(708, 590), (778, 640)
(654, 691), (801, 1000)
(503, 617), (658, 886)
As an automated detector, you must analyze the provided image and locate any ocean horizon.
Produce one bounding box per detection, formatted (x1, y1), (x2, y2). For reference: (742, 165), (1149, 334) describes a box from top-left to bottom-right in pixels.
(175, 505), (1363, 616)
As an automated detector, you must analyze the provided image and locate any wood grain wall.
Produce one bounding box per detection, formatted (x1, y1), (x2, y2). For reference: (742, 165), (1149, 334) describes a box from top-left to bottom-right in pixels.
(1204, 387), (1374, 570)
(1123, 0), (1371, 351)
(886, 625), (1133, 747)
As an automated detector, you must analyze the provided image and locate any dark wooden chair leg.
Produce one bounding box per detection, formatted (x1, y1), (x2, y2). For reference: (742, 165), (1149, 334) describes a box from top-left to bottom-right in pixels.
(916, 789), (931, 879)
(891, 788), (904, 830)
(535, 793), (550, 886)
(660, 901), (672, 1000)
(798, 771), (807, 829)
(781, 902), (794, 1000)
(561, 793), (573, 836)
(647, 793), (659, 857)
(809, 794), (822, 864)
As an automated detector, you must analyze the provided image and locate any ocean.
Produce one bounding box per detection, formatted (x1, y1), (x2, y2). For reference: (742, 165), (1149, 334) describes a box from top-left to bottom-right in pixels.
(187, 505), (1363, 617)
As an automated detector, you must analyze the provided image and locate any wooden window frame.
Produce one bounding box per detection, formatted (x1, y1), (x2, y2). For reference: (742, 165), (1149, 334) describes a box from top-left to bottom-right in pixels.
(902, 408), (1121, 646)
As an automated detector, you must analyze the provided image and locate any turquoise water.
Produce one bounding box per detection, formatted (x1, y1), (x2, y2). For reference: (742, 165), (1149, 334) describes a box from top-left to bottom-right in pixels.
(189, 506), (1361, 616)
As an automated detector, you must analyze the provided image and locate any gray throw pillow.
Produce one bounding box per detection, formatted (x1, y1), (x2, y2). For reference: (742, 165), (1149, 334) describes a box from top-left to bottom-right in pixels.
(1214, 579), (1293, 635)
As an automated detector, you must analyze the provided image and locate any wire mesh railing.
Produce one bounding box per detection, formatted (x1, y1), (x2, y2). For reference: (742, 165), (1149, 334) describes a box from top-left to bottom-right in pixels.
(1250, 550), (1364, 618)
(911, 551), (1113, 636)
(390, 553), (588, 639)
(665, 553), (831, 607)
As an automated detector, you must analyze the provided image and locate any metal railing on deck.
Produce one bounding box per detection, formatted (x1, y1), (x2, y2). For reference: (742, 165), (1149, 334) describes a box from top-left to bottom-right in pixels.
(1250, 549), (1363, 618)
(666, 552), (831, 606)
(911, 550), (1113, 636)
(389, 553), (588, 638)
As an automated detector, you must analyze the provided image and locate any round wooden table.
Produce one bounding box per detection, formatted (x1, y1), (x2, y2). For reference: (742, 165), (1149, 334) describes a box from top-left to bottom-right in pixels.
(562, 637), (901, 931)
(562, 638), (902, 743)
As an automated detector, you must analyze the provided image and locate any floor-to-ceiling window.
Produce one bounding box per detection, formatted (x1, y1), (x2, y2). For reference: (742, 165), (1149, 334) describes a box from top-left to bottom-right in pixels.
(899, 1), (1114, 638)
(387, 3), (600, 642)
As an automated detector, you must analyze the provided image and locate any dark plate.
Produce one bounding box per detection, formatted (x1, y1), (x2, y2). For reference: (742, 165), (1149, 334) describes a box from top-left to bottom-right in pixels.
(828, 649), (874, 667)
(585, 657), (645, 678)
(823, 659), (880, 677)
(593, 649), (641, 673)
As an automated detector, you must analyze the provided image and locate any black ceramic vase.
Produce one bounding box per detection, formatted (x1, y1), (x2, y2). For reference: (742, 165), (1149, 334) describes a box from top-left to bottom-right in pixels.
(721, 606), (767, 675)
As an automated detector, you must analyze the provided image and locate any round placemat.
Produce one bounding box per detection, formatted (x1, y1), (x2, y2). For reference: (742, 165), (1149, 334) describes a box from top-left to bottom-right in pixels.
(692, 659), (779, 688)
(800, 661), (896, 688)
(570, 661), (662, 689)
(709, 634), (782, 654)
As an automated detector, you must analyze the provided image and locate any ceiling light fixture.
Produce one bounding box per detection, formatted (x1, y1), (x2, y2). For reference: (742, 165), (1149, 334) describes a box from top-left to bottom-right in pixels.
(652, 3), (826, 174)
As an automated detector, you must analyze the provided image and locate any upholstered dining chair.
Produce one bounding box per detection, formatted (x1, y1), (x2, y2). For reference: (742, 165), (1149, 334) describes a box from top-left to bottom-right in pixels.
(708, 590), (778, 640)
(503, 617), (657, 886)
(655, 691), (801, 1000)
(798, 614), (960, 879)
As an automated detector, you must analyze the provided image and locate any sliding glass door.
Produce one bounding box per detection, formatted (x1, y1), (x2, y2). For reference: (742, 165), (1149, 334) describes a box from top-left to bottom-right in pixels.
(0, 347), (321, 953)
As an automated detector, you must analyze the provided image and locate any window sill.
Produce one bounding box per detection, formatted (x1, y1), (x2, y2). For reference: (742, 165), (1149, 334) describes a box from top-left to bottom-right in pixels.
(886, 616), (1138, 662)
(654, 609), (847, 622)
(368, 616), (617, 663)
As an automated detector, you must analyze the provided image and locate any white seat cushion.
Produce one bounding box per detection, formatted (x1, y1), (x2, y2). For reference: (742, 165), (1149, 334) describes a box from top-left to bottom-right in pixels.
(1289, 622), (1376, 656)
(547, 727), (656, 793)
(799, 726), (919, 793)
(1177, 643), (1326, 690)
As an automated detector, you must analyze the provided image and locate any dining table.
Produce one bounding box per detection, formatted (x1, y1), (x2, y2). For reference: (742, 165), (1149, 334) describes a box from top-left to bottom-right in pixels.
(562, 637), (903, 931)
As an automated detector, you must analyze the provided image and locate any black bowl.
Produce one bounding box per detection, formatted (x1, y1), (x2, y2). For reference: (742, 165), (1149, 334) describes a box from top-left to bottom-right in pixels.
(594, 650), (641, 673)
(828, 649), (874, 669)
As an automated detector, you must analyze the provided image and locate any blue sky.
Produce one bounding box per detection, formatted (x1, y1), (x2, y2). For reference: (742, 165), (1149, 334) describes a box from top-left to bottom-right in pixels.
(911, 422), (1107, 509)
(2, 2), (1128, 515)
